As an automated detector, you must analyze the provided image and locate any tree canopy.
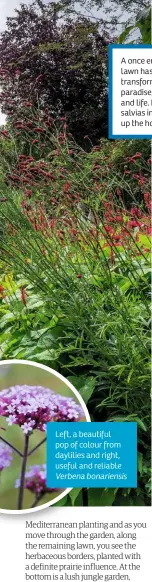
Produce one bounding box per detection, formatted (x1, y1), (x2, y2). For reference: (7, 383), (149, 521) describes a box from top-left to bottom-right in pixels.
(0, 1), (109, 144)
(0, 0), (150, 143)
(59, 0), (151, 33)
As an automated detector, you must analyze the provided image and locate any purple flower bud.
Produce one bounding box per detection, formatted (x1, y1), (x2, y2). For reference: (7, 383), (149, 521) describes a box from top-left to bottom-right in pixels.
(15, 464), (57, 494)
(0, 384), (84, 434)
(0, 441), (13, 471)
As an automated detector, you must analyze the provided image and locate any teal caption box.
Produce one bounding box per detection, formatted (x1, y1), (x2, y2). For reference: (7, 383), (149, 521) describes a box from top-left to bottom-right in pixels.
(108, 44), (152, 139)
(46, 422), (137, 488)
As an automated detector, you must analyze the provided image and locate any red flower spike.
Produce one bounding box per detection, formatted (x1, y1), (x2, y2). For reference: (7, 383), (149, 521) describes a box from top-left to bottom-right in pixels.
(144, 192), (150, 202)
(1, 130), (8, 137)
(33, 127), (44, 133)
(24, 101), (32, 107)
(138, 178), (145, 185)
(20, 286), (27, 306)
(50, 219), (56, 229)
(110, 249), (115, 265)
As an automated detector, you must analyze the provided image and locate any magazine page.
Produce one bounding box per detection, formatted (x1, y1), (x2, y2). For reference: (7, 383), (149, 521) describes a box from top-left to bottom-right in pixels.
(0, 1), (151, 581)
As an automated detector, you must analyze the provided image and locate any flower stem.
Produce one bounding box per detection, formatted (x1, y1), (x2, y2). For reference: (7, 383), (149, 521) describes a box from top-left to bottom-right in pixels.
(82, 488), (88, 506)
(0, 435), (23, 457)
(30, 492), (45, 509)
(28, 437), (46, 457)
(17, 434), (29, 510)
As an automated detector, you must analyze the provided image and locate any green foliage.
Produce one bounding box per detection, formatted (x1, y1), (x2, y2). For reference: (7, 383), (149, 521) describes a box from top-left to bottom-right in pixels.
(119, 6), (151, 43)
(137, 7), (151, 43)
(0, 169), (151, 507)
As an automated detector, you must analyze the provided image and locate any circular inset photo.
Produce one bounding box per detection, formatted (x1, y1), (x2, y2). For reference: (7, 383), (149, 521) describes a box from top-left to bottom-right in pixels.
(0, 360), (90, 513)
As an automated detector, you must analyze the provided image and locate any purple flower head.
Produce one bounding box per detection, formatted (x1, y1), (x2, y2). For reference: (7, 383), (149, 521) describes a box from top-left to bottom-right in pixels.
(0, 441), (13, 471)
(0, 384), (84, 434)
(15, 464), (57, 495)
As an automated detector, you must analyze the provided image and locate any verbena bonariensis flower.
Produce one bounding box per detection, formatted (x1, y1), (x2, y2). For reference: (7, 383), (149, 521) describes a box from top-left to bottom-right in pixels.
(0, 441), (13, 471)
(15, 464), (57, 494)
(0, 384), (84, 434)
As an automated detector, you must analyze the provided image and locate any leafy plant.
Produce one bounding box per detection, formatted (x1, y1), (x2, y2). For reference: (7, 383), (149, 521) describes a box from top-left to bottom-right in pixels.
(119, 6), (151, 43)
(0, 0), (109, 145)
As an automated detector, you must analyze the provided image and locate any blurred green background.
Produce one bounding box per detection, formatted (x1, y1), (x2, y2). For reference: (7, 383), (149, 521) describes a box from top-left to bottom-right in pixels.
(0, 362), (86, 510)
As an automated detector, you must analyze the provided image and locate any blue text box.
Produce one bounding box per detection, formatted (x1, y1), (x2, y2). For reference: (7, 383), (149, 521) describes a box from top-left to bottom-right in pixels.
(47, 422), (137, 488)
(108, 44), (152, 139)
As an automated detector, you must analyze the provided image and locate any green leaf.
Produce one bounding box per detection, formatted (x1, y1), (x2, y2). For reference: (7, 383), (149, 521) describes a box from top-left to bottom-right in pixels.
(108, 415), (147, 431)
(137, 452), (143, 476)
(67, 376), (87, 390)
(11, 349), (27, 359)
(37, 333), (56, 348)
(138, 234), (151, 249)
(10, 346), (27, 357)
(30, 327), (51, 339)
(27, 296), (44, 310)
(119, 26), (135, 44)
(125, 416), (147, 431)
(69, 488), (82, 505)
(28, 349), (59, 361)
(127, 369), (134, 383)
(88, 488), (117, 506)
(119, 280), (132, 293)
(53, 494), (68, 507)
(0, 312), (15, 328)
(79, 377), (96, 404)
(67, 376), (95, 404)
(136, 8), (151, 44)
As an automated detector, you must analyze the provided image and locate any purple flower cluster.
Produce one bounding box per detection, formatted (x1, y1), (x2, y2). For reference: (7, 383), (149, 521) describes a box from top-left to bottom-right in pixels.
(0, 384), (84, 434)
(15, 464), (56, 495)
(0, 441), (13, 471)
